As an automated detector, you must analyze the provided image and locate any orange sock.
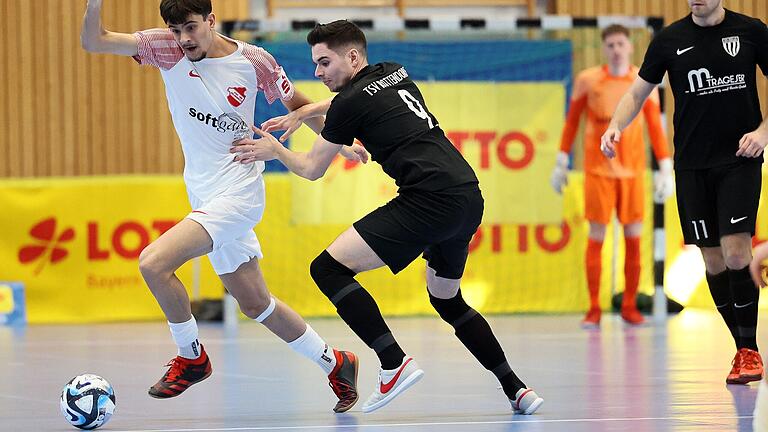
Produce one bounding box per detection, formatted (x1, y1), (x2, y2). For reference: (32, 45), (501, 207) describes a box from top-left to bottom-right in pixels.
(586, 239), (603, 310)
(623, 236), (641, 310)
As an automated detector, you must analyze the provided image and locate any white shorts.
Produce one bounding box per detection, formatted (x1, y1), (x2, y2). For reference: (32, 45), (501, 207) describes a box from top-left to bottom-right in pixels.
(186, 176), (265, 275)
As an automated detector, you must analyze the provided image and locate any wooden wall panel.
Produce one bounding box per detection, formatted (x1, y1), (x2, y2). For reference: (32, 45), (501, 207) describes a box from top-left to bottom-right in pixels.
(214, 0), (250, 21)
(554, 0), (768, 147)
(265, 0), (533, 17)
(0, 0), (248, 178)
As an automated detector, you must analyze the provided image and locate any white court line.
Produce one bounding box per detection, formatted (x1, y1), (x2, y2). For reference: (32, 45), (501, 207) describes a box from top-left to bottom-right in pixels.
(108, 415), (755, 432)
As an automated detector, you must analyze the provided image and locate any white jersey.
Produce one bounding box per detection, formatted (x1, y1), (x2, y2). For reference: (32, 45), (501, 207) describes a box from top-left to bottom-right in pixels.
(133, 29), (295, 202)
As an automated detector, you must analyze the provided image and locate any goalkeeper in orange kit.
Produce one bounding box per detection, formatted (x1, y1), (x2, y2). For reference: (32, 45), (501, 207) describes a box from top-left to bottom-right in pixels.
(550, 24), (673, 327)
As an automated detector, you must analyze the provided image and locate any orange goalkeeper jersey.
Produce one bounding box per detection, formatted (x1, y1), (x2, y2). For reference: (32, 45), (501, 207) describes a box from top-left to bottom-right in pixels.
(560, 65), (670, 178)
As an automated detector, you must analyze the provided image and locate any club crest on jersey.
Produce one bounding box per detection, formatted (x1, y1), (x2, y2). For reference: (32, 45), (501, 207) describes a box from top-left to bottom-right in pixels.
(722, 36), (740, 57)
(227, 86), (247, 107)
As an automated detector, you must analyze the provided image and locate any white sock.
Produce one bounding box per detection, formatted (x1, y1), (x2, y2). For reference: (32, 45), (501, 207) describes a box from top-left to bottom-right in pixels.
(287, 324), (337, 374)
(168, 316), (201, 359)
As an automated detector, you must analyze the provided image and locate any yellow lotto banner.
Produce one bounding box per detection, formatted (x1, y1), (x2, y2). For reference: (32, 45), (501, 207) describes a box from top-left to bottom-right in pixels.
(0, 174), (657, 324)
(4, 173), (766, 324)
(257, 173), (632, 318)
(0, 177), (223, 323)
(289, 81), (565, 225)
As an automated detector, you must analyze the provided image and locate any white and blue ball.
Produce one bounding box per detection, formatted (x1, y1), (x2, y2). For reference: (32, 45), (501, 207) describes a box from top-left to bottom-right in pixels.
(59, 374), (116, 430)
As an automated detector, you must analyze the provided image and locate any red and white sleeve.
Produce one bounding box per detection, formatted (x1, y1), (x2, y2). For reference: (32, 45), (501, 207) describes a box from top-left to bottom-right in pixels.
(242, 44), (295, 104)
(133, 29), (184, 71)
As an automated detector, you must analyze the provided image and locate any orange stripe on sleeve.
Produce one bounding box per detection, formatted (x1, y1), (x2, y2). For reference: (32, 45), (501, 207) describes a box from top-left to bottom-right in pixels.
(559, 72), (591, 154)
(560, 95), (587, 153)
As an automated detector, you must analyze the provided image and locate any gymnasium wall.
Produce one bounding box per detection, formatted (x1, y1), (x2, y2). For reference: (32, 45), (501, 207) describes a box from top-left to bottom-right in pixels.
(1, 1), (768, 322)
(0, 0), (248, 178)
(0, 1), (766, 178)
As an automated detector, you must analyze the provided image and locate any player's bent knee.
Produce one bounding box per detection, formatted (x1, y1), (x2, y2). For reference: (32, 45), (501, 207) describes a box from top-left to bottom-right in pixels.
(701, 250), (726, 272)
(310, 250), (358, 302)
(138, 246), (167, 281)
(725, 254), (751, 271)
(426, 280), (460, 300)
(429, 289), (476, 326)
(426, 265), (461, 298)
(241, 296), (276, 322)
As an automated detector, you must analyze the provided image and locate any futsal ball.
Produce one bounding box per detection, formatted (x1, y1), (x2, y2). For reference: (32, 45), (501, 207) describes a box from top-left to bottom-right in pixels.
(59, 374), (116, 430)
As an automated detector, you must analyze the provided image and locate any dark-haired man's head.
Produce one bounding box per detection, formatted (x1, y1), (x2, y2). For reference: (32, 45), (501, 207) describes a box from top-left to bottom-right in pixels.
(160, 0), (215, 61)
(307, 20), (368, 91)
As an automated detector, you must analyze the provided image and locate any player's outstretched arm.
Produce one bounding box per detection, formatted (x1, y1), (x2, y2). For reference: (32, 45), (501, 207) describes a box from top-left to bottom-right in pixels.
(642, 90), (674, 203)
(263, 97), (334, 141)
(281, 90), (327, 136)
(265, 96), (367, 163)
(230, 126), (342, 180)
(81, 0), (138, 56)
(601, 76), (656, 159)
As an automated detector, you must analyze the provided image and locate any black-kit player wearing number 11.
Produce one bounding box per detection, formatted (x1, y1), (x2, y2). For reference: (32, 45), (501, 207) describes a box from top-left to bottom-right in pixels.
(601, 0), (768, 385)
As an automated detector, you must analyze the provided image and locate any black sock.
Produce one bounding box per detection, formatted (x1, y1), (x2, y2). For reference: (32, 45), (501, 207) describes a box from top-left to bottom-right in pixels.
(336, 288), (406, 369)
(457, 315), (526, 399)
(707, 270), (739, 348)
(430, 291), (526, 399)
(310, 251), (406, 369)
(729, 267), (760, 351)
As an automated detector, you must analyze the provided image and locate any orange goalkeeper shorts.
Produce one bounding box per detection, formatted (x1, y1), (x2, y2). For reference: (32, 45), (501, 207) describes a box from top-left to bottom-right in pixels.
(584, 173), (644, 225)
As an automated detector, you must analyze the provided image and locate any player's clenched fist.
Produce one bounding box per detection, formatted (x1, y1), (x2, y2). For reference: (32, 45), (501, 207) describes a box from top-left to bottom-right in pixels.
(600, 128), (621, 159)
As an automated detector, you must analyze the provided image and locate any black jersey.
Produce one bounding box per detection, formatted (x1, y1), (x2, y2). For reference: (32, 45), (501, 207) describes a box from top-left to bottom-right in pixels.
(321, 62), (478, 192)
(638, 10), (768, 170)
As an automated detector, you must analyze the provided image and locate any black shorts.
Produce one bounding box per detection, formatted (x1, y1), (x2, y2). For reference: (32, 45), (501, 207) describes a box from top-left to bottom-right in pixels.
(675, 161), (761, 247)
(353, 185), (483, 279)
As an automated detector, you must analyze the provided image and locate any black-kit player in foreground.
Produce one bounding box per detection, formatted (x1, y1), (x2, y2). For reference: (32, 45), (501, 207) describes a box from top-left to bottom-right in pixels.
(601, 0), (768, 384)
(230, 20), (543, 414)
